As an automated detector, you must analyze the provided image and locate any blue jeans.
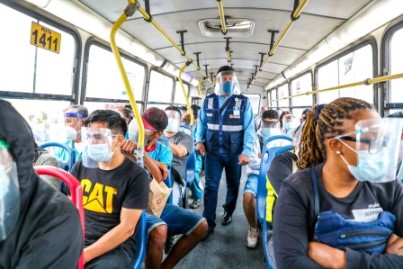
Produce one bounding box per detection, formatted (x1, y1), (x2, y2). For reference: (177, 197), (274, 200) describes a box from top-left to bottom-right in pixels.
(203, 153), (241, 228)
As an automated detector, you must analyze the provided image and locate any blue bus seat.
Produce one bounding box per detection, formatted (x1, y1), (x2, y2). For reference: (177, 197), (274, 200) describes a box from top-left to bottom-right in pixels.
(184, 149), (196, 187)
(39, 141), (76, 172)
(133, 210), (146, 269)
(256, 135), (293, 269)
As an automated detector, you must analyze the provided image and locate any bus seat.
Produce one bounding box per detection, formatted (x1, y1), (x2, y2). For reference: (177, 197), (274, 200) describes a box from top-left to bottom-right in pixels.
(34, 166), (84, 269)
(184, 149), (196, 187)
(39, 142), (76, 172)
(133, 211), (146, 269)
(256, 135), (293, 269)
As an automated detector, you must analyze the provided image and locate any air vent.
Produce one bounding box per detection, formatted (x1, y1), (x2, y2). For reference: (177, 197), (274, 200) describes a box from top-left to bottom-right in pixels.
(198, 18), (255, 37)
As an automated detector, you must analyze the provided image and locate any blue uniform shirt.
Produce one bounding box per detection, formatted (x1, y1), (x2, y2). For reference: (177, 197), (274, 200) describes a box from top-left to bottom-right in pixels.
(147, 141), (173, 168)
(196, 94), (255, 157)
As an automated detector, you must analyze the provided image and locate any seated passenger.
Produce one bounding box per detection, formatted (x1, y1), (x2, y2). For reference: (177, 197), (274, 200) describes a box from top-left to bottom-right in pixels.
(70, 110), (149, 268)
(243, 109), (291, 249)
(0, 99), (82, 268)
(163, 106), (194, 206)
(273, 97), (403, 269)
(56, 104), (88, 162)
(33, 140), (62, 190)
(122, 107), (208, 269)
(179, 113), (192, 136)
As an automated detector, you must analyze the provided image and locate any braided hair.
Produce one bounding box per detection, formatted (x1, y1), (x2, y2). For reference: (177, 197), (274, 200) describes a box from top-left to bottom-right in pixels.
(297, 97), (373, 169)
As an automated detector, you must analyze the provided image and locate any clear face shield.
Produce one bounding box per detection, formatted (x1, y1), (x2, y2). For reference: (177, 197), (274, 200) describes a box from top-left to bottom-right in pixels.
(127, 120), (153, 145)
(214, 70), (241, 96)
(336, 118), (403, 182)
(82, 127), (113, 168)
(165, 110), (181, 132)
(0, 140), (20, 241)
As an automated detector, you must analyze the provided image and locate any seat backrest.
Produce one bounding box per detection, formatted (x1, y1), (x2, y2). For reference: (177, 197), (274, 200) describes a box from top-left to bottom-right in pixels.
(184, 149), (196, 187)
(39, 142), (76, 172)
(34, 166), (84, 269)
(256, 135), (293, 225)
(133, 211), (146, 269)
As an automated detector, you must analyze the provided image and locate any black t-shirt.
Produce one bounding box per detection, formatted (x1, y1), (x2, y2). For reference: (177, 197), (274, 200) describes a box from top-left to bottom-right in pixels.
(273, 163), (403, 269)
(71, 158), (149, 253)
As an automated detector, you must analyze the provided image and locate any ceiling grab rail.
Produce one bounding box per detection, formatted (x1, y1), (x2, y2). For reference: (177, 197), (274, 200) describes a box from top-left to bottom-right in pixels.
(272, 72), (403, 102)
(253, 0), (309, 86)
(179, 62), (195, 126)
(217, 0), (227, 35)
(134, 2), (204, 78)
(110, 0), (144, 167)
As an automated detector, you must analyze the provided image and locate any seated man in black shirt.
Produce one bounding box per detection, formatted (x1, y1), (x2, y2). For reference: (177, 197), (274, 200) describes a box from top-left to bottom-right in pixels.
(0, 99), (82, 268)
(72, 110), (149, 268)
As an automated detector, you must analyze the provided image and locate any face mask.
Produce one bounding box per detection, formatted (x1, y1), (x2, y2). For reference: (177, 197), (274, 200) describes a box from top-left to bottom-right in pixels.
(284, 123), (293, 133)
(65, 126), (77, 141)
(339, 148), (389, 182)
(166, 118), (180, 132)
(87, 143), (112, 162)
(221, 81), (234, 95)
(261, 128), (273, 140)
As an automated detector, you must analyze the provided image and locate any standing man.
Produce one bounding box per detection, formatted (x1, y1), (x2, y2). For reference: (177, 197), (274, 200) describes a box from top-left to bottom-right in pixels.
(196, 65), (255, 237)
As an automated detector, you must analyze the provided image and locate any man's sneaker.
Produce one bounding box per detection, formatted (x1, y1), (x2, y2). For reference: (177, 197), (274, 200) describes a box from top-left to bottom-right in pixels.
(190, 199), (201, 209)
(221, 211), (232, 225)
(245, 228), (259, 249)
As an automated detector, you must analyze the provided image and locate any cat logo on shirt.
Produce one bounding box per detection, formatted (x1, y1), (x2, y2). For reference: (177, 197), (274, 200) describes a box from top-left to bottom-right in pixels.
(81, 179), (117, 214)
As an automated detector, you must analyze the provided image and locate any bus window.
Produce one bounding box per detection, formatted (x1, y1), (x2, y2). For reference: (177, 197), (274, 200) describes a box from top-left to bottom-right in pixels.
(85, 44), (145, 100)
(244, 94), (261, 115)
(270, 89), (277, 109)
(173, 81), (189, 106)
(148, 70), (174, 106)
(278, 84), (289, 109)
(0, 3), (77, 96)
(290, 72), (313, 116)
(317, 44), (374, 104)
(389, 27), (403, 103)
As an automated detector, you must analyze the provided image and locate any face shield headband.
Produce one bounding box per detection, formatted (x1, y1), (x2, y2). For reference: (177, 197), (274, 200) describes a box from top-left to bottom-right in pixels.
(0, 140), (20, 242)
(334, 118), (403, 182)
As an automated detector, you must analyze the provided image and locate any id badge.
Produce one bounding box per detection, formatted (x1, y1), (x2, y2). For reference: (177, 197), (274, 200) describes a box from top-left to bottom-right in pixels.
(233, 106), (240, 118)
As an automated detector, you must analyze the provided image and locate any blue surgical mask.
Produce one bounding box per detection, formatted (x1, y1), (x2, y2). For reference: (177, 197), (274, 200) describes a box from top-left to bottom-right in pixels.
(87, 143), (112, 162)
(261, 128), (273, 140)
(284, 123), (293, 133)
(340, 148), (389, 182)
(221, 81), (234, 95)
(166, 118), (180, 132)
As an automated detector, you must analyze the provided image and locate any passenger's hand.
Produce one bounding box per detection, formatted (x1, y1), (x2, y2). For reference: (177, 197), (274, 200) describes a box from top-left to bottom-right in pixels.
(308, 242), (346, 269)
(83, 248), (92, 265)
(386, 234), (403, 255)
(121, 139), (137, 155)
(238, 154), (250, 165)
(195, 142), (205, 156)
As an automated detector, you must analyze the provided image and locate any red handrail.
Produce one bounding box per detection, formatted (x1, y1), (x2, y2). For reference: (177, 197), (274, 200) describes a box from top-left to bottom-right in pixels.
(35, 166), (84, 269)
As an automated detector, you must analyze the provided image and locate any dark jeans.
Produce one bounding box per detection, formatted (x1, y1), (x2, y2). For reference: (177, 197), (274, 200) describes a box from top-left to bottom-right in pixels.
(85, 245), (134, 269)
(202, 152), (241, 228)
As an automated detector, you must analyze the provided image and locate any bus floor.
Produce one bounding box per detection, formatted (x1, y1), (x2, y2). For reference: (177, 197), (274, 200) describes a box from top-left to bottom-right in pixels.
(175, 172), (266, 269)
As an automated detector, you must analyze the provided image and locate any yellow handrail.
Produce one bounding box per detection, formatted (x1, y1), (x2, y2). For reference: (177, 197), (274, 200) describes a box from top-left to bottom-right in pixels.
(259, 0), (309, 71)
(217, 0), (227, 35)
(179, 63), (194, 125)
(110, 0), (144, 166)
(272, 73), (403, 102)
(197, 78), (205, 98)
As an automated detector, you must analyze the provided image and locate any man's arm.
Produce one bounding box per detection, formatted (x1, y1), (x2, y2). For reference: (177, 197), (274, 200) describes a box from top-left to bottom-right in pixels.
(195, 103), (207, 144)
(168, 133), (193, 158)
(241, 99), (256, 158)
(169, 142), (188, 158)
(83, 208), (143, 264)
(144, 153), (168, 183)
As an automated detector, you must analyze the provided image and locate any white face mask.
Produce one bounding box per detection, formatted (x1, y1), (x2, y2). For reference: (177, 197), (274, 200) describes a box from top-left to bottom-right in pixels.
(166, 118), (180, 132)
(65, 126), (77, 141)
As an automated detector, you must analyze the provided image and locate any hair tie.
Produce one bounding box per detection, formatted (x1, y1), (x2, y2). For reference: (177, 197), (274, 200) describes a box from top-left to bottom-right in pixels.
(315, 104), (326, 120)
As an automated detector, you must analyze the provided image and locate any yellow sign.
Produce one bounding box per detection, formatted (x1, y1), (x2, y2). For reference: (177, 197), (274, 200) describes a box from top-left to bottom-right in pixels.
(30, 21), (61, 54)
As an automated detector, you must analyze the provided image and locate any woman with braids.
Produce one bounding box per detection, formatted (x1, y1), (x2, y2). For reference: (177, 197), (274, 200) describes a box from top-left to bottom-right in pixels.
(273, 97), (403, 269)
